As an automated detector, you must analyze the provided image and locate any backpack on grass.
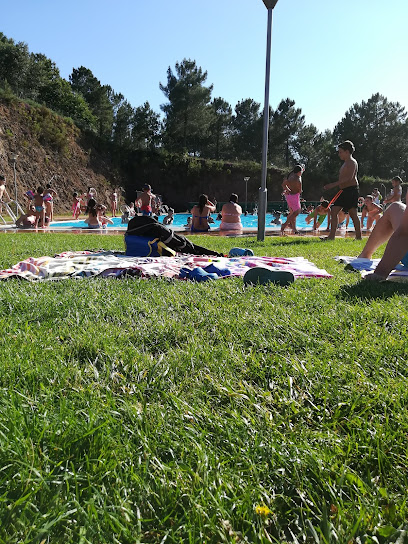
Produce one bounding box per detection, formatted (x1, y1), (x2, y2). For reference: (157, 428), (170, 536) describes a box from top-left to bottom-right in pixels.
(126, 216), (223, 257)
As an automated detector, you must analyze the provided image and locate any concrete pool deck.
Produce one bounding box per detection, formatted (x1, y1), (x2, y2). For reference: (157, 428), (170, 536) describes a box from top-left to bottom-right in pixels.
(0, 221), (370, 238)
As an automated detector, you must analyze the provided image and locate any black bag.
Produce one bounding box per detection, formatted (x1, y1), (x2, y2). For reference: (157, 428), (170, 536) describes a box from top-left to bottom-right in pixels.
(126, 216), (223, 257)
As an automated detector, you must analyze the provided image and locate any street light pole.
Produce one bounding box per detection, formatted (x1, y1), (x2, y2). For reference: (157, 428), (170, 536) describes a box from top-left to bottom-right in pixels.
(10, 153), (18, 205)
(258, 0), (278, 241)
(244, 177), (250, 213)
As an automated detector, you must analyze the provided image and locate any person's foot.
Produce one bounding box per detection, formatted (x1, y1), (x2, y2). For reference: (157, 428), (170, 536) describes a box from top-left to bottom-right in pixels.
(320, 236), (335, 241)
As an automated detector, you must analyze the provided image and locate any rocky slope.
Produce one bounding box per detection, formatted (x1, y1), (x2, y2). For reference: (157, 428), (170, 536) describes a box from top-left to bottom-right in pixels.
(0, 99), (118, 215)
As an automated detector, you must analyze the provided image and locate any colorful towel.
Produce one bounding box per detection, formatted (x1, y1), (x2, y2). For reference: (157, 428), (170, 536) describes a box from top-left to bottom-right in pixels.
(0, 251), (333, 282)
(335, 256), (408, 281)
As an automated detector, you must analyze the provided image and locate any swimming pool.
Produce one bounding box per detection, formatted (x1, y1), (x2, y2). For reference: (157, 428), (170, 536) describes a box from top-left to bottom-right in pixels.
(50, 213), (335, 231)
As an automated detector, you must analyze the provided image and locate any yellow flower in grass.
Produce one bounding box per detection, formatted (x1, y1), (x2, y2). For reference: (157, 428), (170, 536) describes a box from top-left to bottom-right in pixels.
(255, 505), (272, 516)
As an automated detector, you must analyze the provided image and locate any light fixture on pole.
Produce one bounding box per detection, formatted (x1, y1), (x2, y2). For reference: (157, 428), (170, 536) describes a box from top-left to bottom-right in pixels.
(258, 0), (279, 241)
(244, 177), (250, 213)
(10, 153), (18, 204)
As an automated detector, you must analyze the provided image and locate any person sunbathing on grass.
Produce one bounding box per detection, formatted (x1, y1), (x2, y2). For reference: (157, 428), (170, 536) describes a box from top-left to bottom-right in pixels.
(358, 201), (407, 280)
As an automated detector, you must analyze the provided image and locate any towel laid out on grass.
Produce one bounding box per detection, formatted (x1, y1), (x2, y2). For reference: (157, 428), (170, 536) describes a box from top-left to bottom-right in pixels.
(0, 251), (332, 282)
(335, 256), (408, 281)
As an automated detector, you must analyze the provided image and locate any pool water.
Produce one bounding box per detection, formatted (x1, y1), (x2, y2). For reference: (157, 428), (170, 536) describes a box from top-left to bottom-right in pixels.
(51, 213), (337, 230)
(50, 212), (367, 232)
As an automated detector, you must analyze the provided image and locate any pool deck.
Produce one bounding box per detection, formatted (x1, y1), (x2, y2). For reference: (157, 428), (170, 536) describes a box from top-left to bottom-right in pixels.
(0, 222), (370, 238)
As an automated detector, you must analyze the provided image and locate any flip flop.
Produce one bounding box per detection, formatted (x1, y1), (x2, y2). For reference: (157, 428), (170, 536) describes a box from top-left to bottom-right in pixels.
(229, 248), (254, 257)
(243, 266), (295, 286)
(204, 263), (231, 277)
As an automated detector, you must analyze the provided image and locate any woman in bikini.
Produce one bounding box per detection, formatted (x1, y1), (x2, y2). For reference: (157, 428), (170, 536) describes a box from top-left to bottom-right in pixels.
(322, 140), (362, 240)
(220, 194), (243, 232)
(190, 194), (216, 233)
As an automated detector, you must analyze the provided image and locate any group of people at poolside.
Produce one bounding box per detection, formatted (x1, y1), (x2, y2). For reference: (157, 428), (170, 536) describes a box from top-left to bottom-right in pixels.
(189, 194), (243, 233)
(279, 141), (404, 240)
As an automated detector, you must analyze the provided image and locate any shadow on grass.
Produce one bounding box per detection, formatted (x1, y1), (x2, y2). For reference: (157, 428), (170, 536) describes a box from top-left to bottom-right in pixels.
(338, 279), (408, 301)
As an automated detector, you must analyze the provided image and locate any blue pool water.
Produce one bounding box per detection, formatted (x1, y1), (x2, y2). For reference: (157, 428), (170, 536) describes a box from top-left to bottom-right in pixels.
(50, 213), (342, 231)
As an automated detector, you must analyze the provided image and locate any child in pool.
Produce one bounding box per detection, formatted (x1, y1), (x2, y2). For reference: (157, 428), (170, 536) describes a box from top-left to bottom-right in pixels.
(305, 200), (330, 230)
(360, 195), (382, 231)
(270, 211), (282, 225)
(97, 204), (114, 227)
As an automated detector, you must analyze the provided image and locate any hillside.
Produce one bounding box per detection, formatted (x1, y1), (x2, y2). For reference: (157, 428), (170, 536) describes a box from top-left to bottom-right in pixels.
(0, 98), (118, 214)
(0, 97), (283, 215)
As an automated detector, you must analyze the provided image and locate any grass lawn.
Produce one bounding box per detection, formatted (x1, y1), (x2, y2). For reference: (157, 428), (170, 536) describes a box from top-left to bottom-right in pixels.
(0, 232), (407, 543)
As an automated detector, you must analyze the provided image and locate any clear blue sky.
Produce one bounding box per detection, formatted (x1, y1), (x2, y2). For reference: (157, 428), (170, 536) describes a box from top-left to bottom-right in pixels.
(2, 0), (408, 132)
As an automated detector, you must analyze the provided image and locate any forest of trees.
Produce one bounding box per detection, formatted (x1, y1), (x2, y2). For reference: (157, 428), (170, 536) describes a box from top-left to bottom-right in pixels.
(1, 31), (408, 185)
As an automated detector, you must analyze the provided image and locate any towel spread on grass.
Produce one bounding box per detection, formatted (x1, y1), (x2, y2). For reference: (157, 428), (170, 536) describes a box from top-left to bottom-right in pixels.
(335, 256), (408, 281)
(0, 251), (333, 282)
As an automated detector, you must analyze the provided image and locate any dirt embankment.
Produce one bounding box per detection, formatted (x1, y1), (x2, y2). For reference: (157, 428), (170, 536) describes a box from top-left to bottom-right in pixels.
(0, 98), (289, 215)
(0, 100), (119, 214)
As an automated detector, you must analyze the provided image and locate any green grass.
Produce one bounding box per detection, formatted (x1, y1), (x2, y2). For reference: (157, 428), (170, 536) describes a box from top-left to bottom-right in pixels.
(0, 232), (407, 543)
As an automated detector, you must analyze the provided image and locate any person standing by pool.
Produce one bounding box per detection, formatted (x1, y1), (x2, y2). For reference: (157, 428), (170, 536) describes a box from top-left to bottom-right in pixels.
(110, 188), (118, 217)
(372, 188), (382, 205)
(322, 140), (362, 240)
(43, 183), (58, 223)
(72, 192), (82, 219)
(190, 194), (216, 233)
(33, 187), (46, 228)
(137, 184), (156, 216)
(220, 194), (243, 232)
(0, 175), (10, 214)
(280, 165), (303, 235)
(85, 187), (97, 206)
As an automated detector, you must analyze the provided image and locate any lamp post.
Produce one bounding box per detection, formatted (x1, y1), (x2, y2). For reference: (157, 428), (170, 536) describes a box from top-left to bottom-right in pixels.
(244, 177), (250, 213)
(10, 153), (18, 205)
(258, 0), (279, 241)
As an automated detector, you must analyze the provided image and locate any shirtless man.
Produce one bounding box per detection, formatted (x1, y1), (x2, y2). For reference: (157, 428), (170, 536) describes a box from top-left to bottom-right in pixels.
(383, 176), (402, 207)
(360, 195), (382, 231)
(322, 140), (362, 240)
(280, 165), (303, 235)
(0, 175), (10, 214)
(137, 184), (156, 216)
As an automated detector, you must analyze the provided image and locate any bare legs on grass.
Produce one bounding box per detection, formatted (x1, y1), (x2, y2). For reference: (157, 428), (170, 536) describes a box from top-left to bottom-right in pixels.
(359, 202), (408, 280)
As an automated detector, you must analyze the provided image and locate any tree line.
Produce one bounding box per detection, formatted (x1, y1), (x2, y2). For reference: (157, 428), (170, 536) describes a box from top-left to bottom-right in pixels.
(1, 32), (407, 184)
